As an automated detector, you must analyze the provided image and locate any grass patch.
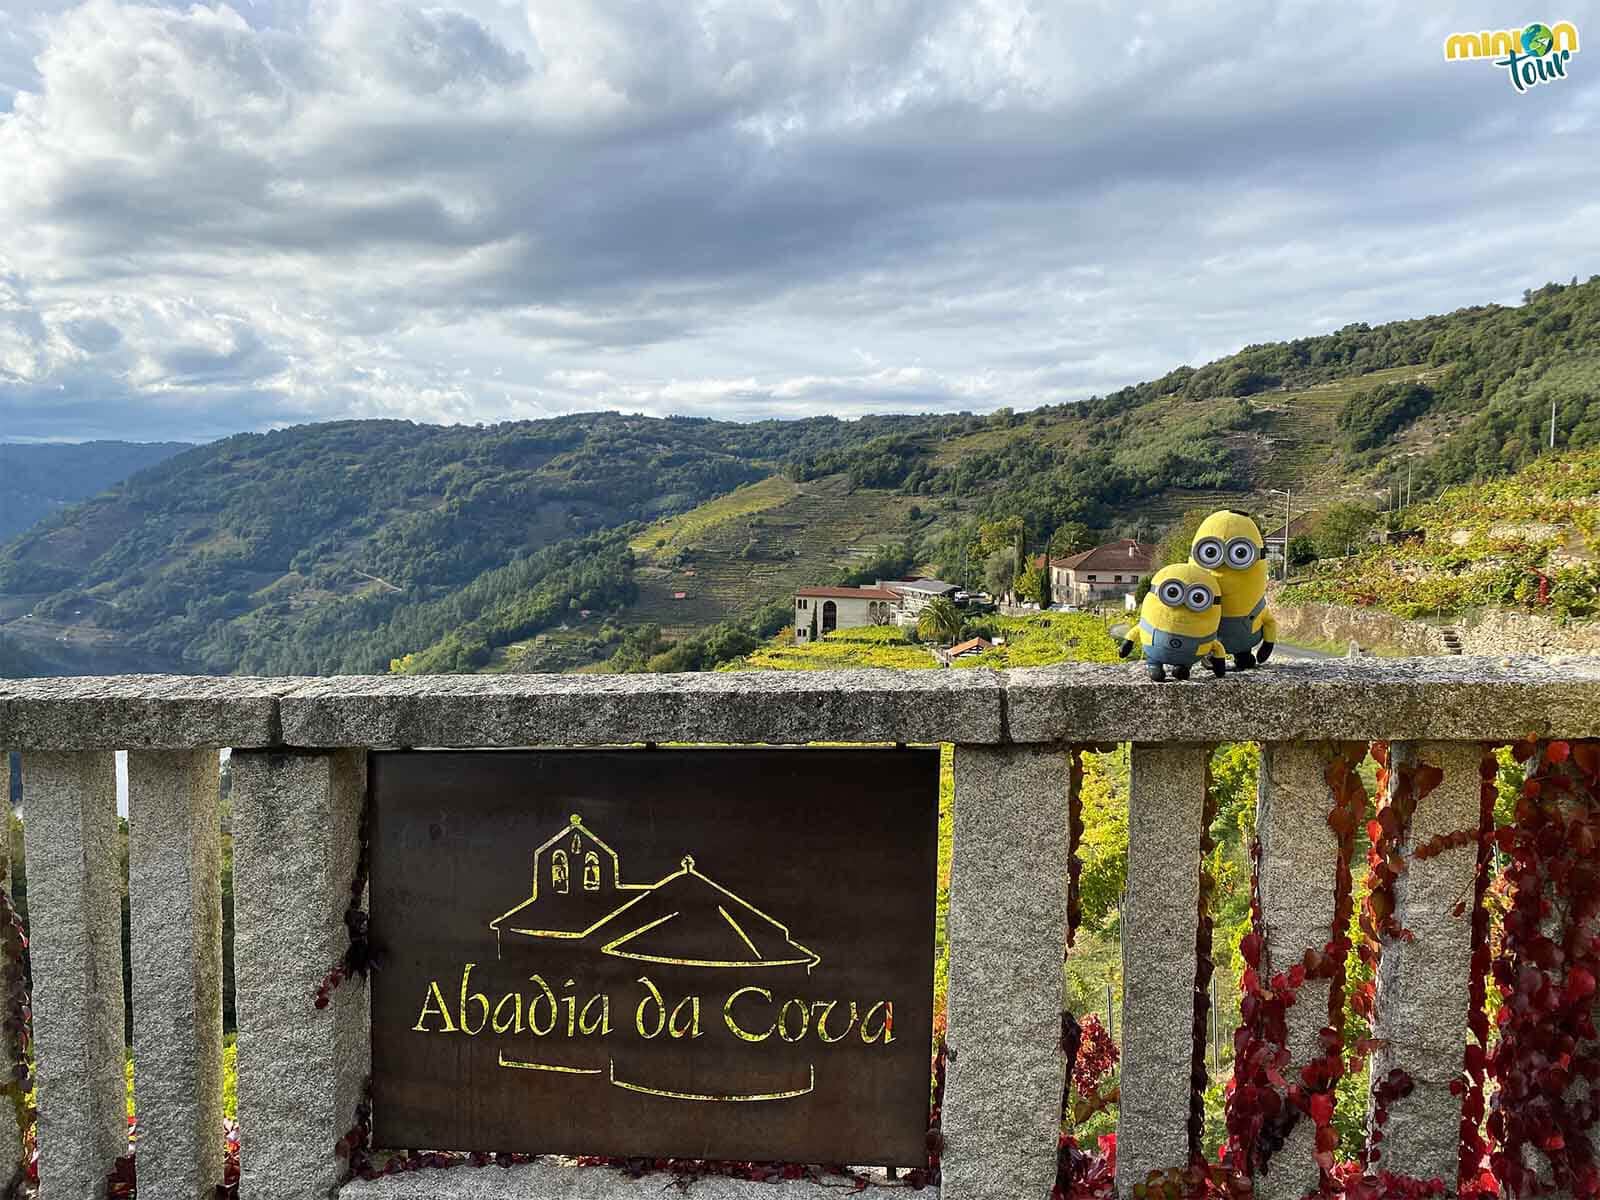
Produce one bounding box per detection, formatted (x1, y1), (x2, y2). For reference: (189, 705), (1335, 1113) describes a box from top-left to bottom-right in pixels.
(727, 625), (935, 671)
(951, 611), (1123, 669)
(630, 475), (799, 556)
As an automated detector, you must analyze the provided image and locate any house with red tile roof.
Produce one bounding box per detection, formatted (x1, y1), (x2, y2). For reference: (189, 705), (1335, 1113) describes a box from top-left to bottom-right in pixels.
(1047, 539), (1157, 606)
(946, 636), (993, 659)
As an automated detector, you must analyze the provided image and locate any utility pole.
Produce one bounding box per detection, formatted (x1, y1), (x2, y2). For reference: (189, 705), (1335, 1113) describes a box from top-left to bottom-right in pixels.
(1284, 488), (1291, 580)
(1269, 487), (1292, 580)
(1552, 397), (1558, 450)
(1406, 458), (1413, 509)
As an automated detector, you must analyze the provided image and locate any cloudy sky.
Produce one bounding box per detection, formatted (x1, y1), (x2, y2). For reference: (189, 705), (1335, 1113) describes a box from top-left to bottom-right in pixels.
(1, 1), (1598, 443)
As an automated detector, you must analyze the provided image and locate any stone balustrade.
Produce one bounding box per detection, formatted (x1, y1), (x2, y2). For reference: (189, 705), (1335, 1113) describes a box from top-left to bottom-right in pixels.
(3, 657), (1600, 1199)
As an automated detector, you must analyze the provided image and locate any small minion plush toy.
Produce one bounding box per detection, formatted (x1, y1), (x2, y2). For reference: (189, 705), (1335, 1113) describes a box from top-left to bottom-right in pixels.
(1189, 510), (1278, 669)
(1118, 563), (1227, 682)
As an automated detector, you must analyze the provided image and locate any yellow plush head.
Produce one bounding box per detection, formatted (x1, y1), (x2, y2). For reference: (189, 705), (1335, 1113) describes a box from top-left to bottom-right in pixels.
(1190, 510), (1267, 617)
(1139, 563), (1223, 639)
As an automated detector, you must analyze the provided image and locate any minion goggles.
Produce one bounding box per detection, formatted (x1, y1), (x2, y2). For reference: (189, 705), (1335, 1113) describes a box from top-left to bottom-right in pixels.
(1156, 578), (1217, 612)
(1193, 537), (1260, 570)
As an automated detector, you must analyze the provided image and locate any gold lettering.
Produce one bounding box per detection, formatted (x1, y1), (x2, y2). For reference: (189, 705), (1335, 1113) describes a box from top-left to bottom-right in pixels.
(527, 974), (558, 1037)
(458, 963), (489, 1036)
(579, 994), (612, 1036)
(669, 995), (702, 1039)
(413, 980), (456, 1033)
(636, 976), (667, 1039)
(563, 980), (578, 1038)
(860, 1001), (894, 1044)
(812, 1000), (856, 1043)
(491, 992), (523, 1035)
(723, 986), (775, 1042)
(777, 998), (810, 1043)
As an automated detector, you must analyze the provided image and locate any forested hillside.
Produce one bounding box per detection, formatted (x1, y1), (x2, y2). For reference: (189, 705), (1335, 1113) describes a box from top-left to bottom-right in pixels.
(3, 276), (1598, 677)
(0, 440), (190, 542)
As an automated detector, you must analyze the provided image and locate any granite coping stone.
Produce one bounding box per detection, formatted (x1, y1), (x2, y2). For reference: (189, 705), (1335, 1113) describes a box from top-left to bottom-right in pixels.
(1004, 654), (1600, 743)
(4, 657), (1600, 749)
(0, 675), (307, 750)
(339, 1162), (905, 1200)
(276, 668), (1004, 748)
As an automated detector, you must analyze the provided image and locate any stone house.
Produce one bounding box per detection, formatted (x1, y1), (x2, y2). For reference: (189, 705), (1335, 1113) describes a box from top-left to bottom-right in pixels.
(1047, 539), (1157, 606)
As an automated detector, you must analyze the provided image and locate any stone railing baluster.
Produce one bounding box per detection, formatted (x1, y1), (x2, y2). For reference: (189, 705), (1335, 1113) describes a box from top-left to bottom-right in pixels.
(1367, 741), (1481, 1184)
(231, 750), (369, 1200)
(1253, 742), (1349, 1199)
(1117, 742), (1213, 1190)
(127, 750), (225, 1200)
(944, 744), (1072, 1200)
(19, 750), (128, 1199)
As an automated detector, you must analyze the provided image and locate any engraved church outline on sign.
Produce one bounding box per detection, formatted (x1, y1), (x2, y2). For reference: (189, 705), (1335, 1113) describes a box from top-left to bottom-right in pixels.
(489, 813), (821, 971)
(486, 814), (823, 1101)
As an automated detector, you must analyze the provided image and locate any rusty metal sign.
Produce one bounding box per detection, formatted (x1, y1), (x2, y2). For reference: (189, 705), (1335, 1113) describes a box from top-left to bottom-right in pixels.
(368, 748), (940, 1165)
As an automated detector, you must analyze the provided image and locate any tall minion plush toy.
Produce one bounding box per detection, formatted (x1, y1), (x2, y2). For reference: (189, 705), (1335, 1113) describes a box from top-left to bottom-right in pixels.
(1118, 563), (1227, 682)
(1189, 510), (1278, 669)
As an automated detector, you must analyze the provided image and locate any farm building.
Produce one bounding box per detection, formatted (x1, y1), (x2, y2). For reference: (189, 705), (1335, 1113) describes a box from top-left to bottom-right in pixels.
(879, 578), (959, 615)
(793, 586), (900, 641)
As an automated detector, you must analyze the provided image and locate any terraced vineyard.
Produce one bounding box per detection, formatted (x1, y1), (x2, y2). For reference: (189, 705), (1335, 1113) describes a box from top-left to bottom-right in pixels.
(629, 475), (801, 554)
(627, 473), (932, 635)
(1131, 367), (1453, 528)
(1251, 364), (1448, 492)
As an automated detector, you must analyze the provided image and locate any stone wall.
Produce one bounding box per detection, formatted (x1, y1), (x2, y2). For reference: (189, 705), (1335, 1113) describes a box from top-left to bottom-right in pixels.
(1455, 607), (1600, 655)
(1266, 599), (1451, 656)
(1269, 597), (1600, 657)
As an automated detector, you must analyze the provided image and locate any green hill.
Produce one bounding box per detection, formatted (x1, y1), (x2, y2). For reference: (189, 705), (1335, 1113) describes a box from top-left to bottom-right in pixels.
(0, 440), (191, 543)
(4, 275), (1599, 676)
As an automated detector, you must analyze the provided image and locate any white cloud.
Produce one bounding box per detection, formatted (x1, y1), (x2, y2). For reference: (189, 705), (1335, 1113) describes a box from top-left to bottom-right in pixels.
(0, 0), (1598, 440)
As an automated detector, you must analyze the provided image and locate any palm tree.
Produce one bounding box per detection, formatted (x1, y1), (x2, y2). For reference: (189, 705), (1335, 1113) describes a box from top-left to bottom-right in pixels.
(917, 597), (964, 645)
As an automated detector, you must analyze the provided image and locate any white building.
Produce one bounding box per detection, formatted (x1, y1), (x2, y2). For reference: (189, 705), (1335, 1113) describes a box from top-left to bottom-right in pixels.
(793, 586), (900, 642)
(879, 578), (959, 616)
(1047, 540), (1157, 607)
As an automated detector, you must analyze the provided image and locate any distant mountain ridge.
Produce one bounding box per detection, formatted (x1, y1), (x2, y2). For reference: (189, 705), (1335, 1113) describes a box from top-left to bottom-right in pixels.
(2, 275), (1597, 678)
(0, 440), (192, 543)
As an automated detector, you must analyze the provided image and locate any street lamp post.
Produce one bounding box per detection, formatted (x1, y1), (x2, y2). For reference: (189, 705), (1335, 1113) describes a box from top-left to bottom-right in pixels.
(1268, 488), (1292, 581)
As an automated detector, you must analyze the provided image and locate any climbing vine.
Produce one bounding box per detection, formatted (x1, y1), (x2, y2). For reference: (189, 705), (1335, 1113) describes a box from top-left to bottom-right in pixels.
(1453, 750), (1499, 1197)
(1485, 738), (1600, 1198)
(1223, 744), (1369, 1188)
(1187, 759), (1220, 1157)
(315, 793), (376, 1009)
(1357, 744), (1441, 1173)
(1067, 749), (1086, 950)
(0, 856), (33, 1164)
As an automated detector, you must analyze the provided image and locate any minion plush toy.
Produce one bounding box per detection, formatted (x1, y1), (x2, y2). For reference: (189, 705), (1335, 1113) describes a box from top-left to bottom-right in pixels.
(1118, 563), (1227, 682)
(1189, 510), (1277, 669)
